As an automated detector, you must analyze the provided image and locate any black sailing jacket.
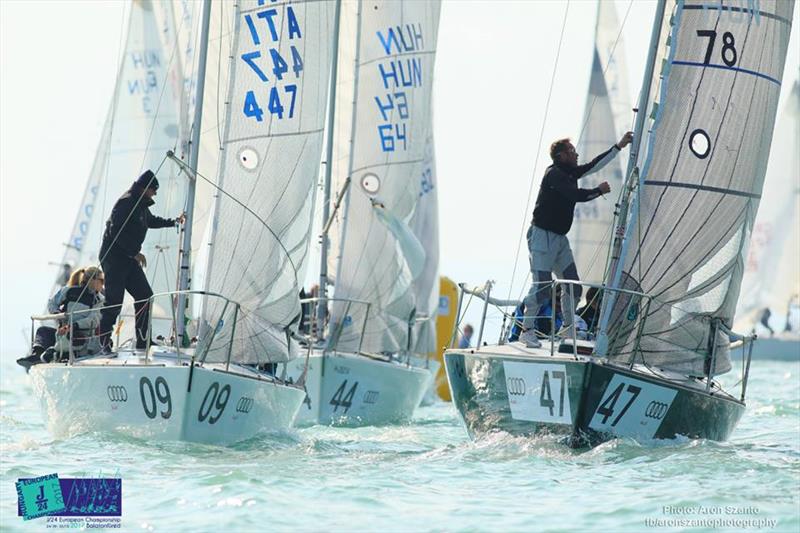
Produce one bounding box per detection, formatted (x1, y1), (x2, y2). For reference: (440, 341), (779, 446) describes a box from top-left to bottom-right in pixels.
(100, 184), (175, 260)
(531, 145), (620, 235)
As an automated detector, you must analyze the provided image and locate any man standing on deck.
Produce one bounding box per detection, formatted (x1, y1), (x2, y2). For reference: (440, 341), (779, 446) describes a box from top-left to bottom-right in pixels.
(98, 170), (185, 352)
(518, 131), (633, 348)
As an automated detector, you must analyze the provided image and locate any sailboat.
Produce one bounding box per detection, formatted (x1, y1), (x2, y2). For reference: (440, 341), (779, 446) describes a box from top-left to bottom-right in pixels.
(26, 0), (336, 445)
(570, 0), (631, 285)
(46, 0), (192, 343)
(286, 0), (442, 425)
(444, 0), (795, 446)
(735, 74), (800, 360)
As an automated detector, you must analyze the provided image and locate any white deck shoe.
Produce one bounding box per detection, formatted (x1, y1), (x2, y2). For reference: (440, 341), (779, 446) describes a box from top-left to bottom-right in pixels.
(518, 329), (542, 348)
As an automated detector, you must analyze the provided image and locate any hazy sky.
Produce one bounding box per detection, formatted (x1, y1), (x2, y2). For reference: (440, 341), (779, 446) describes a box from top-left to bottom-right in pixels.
(1, 0), (798, 351)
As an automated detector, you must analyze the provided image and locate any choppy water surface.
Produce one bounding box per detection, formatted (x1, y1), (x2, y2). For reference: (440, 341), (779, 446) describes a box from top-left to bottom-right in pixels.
(1, 354), (798, 532)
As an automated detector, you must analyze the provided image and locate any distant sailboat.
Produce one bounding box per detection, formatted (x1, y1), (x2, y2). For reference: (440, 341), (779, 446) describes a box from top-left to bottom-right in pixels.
(570, 0), (631, 284)
(735, 75), (800, 360)
(287, 0), (442, 425)
(27, 0), (336, 444)
(50, 0), (187, 342)
(445, 0), (795, 446)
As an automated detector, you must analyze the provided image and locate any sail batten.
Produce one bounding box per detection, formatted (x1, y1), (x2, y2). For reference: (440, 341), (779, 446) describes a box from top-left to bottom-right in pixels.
(603, 0), (795, 376)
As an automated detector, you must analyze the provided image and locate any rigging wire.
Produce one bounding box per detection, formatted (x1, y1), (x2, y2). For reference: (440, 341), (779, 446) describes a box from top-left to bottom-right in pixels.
(504, 1), (571, 305)
(507, 0), (638, 313)
(574, 0), (635, 146)
(69, 3), (188, 311)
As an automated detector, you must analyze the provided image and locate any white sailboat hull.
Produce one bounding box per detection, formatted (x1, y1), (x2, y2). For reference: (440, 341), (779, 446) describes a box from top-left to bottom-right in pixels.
(288, 350), (431, 426)
(29, 351), (305, 445)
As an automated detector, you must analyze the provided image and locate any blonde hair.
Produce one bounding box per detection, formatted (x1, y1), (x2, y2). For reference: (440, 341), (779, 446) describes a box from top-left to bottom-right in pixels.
(80, 266), (103, 286)
(66, 268), (85, 287)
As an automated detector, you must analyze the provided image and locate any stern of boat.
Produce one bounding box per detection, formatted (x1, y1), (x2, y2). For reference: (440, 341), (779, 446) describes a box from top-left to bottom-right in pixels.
(444, 344), (591, 441)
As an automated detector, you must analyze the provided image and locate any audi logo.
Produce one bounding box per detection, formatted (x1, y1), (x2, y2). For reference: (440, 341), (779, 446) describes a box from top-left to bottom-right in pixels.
(236, 397), (254, 413)
(645, 401), (668, 420)
(363, 391), (379, 404)
(107, 385), (128, 402)
(506, 377), (527, 396)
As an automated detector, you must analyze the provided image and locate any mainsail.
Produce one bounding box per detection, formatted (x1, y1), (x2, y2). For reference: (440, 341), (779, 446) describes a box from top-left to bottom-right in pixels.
(603, 0), (795, 376)
(735, 76), (800, 329)
(200, 0), (335, 363)
(327, 0), (442, 355)
(570, 0), (631, 283)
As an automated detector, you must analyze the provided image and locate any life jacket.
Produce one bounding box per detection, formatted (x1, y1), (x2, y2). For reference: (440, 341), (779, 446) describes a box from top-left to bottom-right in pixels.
(56, 287), (103, 352)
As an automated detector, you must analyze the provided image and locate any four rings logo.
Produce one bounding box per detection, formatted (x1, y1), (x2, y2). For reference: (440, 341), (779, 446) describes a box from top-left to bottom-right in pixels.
(107, 385), (128, 402)
(645, 401), (668, 420)
(506, 377), (526, 396)
(236, 397), (254, 414)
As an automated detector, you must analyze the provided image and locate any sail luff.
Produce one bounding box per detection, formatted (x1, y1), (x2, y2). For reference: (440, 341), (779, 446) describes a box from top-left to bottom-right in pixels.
(317, 0), (344, 336)
(596, 0), (668, 354)
(330, 0), (364, 347)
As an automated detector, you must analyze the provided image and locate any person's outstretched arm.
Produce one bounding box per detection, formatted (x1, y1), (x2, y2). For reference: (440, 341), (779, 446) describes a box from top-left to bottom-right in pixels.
(146, 210), (176, 229)
(575, 131), (633, 178)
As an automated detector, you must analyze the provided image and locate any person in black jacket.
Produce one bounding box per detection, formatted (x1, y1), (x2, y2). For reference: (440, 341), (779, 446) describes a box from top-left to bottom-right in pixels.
(518, 132), (632, 348)
(98, 170), (184, 351)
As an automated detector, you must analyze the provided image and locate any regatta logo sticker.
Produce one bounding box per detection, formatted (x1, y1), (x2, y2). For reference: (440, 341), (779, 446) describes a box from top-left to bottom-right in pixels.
(503, 361), (572, 424)
(16, 474), (122, 527)
(589, 374), (677, 440)
(15, 474), (65, 521)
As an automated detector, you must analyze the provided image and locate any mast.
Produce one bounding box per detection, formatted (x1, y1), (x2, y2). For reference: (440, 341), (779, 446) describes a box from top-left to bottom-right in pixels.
(316, 0), (343, 339)
(175, 0), (212, 343)
(595, 0), (667, 356)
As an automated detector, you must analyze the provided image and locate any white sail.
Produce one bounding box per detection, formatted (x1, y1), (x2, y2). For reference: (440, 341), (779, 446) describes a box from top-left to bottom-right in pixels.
(410, 136), (439, 355)
(603, 0), (796, 376)
(571, 0), (631, 283)
(56, 1), (183, 287)
(327, 0), (442, 355)
(200, 0), (335, 364)
(736, 77), (800, 329)
(52, 110), (112, 294)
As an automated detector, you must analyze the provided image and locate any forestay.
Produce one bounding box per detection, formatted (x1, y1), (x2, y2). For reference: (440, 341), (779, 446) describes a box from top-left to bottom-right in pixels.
(570, 0), (631, 283)
(200, 0), (335, 363)
(328, 0), (442, 355)
(603, 0), (795, 376)
(736, 76), (800, 329)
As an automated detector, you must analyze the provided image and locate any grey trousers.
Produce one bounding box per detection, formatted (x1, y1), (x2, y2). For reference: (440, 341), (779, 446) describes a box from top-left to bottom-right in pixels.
(522, 226), (582, 330)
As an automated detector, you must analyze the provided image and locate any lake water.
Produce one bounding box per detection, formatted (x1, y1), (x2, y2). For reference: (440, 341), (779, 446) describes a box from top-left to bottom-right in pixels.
(1, 353), (798, 532)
